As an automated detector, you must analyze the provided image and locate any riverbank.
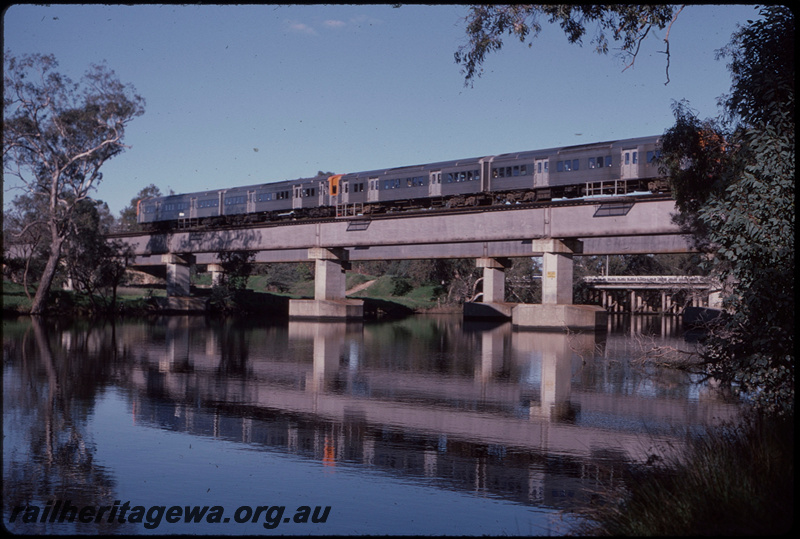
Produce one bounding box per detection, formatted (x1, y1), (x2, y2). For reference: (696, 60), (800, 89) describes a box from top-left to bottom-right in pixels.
(2, 275), (461, 317)
(572, 412), (793, 535)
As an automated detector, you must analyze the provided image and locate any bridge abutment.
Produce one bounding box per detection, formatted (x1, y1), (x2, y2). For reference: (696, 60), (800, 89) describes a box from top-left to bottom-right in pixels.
(289, 247), (364, 320)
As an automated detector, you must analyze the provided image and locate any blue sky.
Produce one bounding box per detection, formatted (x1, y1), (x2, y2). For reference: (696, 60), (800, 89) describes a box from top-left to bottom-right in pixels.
(4, 4), (761, 216)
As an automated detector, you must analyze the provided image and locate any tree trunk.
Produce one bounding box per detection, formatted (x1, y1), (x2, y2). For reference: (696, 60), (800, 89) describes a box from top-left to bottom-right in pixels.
(30, 236), (64, 315)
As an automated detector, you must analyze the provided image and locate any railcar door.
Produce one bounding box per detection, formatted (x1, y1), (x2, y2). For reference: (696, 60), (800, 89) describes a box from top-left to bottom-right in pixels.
(247, 190), (256, 214)
(533, 158), (549, 188)
(367, 177), (380, 203)
(318, 181), (326, 207)
(292, 185), (302, 209)
(428, 171), (441, 197)
(621, 149), (638, 180)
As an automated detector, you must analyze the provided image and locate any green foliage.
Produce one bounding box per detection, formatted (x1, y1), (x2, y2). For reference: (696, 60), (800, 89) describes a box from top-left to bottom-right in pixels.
(662, 7), (794, 416)
(218, 250), (255, 291)
(717, 6), (795, 129)
(208, 251), (257, 312)
(455, 5), (678, 85)
(390, 277), (413, 296)
(504, 257), (540, 304)
(118, 184), (163, 231)
(577, 414), (794, 535)
(63, 199), (134, 312)
(3, 51), (145, 314)
(255, 262), (313, 293)
(659, 101), (737, 217)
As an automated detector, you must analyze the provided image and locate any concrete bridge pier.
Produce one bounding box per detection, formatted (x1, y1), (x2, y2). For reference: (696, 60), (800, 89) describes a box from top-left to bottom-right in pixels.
(207, 263), (225, 287)
(513, 239), (607, 331)
(464, 257), (516, 319)
(162, 253), (207, 311)
(289, 247), (364, 320)
(163, 254), (193, 296)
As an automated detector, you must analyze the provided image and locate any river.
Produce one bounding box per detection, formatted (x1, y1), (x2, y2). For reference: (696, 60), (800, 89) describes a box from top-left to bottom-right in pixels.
(3, 314), (740, 535)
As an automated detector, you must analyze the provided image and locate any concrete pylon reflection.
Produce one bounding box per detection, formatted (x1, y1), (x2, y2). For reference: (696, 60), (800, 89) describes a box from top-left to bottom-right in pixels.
(163, 316), (192, 371)
(512, 330), (599, 421)
(288, 321), (361, 393)
(476, 323), (511, 383)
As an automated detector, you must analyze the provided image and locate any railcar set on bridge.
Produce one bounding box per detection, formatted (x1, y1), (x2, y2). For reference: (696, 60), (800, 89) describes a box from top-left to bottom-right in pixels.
(136, 135), (667, 229)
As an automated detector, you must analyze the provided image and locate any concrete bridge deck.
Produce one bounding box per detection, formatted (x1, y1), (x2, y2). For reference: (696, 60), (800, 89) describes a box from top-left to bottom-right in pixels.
(119, 196), (689, 264)
(114, 196), (694, 325)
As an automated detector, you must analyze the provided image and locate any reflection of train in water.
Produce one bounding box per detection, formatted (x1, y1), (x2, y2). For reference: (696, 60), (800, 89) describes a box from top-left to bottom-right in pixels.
(137, 135), (666, 228)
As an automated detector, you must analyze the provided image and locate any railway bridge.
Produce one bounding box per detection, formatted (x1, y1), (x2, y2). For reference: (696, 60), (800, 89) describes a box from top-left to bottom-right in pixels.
(116, 195), (696, 328)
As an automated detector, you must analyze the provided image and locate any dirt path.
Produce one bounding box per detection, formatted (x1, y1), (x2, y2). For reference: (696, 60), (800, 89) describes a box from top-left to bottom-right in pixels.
(346, 278), (377, 295)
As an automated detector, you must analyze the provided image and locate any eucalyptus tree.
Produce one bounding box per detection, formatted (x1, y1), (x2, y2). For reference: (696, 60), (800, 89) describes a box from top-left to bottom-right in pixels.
(660, 7), (794, 415)
(3, 52), (145, 314)
(454, 4), (684, 86)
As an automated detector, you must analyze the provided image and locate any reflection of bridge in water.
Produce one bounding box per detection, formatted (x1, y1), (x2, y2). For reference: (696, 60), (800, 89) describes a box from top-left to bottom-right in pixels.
(118, 317), (739, 509)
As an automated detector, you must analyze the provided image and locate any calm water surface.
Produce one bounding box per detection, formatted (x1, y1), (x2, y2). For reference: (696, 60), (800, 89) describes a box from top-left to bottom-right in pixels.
(3, 314), (741, 535)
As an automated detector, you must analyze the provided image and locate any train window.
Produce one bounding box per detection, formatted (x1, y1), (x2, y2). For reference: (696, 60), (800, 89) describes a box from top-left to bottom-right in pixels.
(625, 153), (630, 165)
(537, 162), (542, 173)
(632, 151), (638, 164)
(573, 159), (579, 171)
(589, 157), (596, 169)
(647, 150), (661, 163)
(557, 161), (564, 172)
(606, 156), (613, 167)
(520, 164), (527, 175)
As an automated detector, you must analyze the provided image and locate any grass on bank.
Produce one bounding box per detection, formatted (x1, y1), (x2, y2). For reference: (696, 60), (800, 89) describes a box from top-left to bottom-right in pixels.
(574, 413), (794, 536)
(3, 271), (452, 316)
(348, 275), (442, 310)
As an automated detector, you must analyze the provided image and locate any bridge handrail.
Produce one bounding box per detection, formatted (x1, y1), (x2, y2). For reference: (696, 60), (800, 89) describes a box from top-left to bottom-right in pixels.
(583, 275), (711, 284)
